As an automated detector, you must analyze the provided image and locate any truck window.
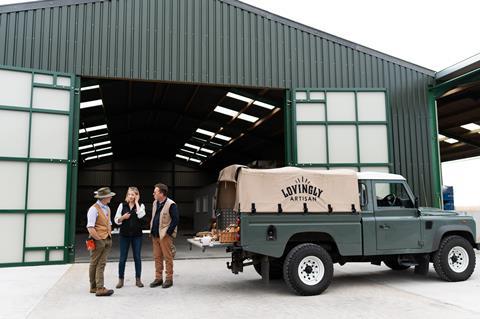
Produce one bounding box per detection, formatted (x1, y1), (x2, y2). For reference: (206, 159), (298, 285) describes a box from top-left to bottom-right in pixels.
(375, 182), (414, 208)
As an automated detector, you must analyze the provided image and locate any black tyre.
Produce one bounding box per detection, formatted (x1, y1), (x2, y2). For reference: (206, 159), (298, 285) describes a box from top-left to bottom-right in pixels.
(283, 243), (333, 296)
(253, 259), (283, 280)
(433, 235), (476, 282)
(383, 256), (410, 271)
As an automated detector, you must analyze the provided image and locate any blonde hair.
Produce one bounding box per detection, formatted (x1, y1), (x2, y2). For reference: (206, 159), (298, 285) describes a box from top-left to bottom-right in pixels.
(124, 186), (140, 202)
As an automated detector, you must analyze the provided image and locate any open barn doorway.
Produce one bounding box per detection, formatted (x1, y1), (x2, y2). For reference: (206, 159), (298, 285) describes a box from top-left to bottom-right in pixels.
(74, 78), (286, 261)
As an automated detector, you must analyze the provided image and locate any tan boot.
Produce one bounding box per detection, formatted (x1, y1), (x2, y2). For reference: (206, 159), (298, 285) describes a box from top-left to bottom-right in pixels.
(89, 287), (97, 294)
(136, 278), (144, 288)
(116, 278), (124, 289)
(95, 287), (114, 297)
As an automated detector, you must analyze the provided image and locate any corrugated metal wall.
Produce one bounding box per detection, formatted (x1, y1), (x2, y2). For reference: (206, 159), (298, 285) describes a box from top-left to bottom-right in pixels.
(0, 0), (437, 205)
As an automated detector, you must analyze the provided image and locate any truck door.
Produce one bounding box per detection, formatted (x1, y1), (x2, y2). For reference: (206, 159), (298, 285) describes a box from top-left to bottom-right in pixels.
(0, 65), (78, 267)
(373, 180), (422, 251)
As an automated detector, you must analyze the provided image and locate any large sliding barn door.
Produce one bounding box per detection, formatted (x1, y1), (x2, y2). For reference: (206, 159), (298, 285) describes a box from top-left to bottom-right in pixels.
(0, 65), (77, 267)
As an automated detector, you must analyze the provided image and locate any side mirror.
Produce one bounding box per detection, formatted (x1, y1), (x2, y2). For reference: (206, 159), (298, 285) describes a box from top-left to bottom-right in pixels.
(414, 196), (419, 209)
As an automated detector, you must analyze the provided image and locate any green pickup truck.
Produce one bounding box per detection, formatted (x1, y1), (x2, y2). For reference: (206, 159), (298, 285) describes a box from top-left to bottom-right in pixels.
(211, 165), (479, 296)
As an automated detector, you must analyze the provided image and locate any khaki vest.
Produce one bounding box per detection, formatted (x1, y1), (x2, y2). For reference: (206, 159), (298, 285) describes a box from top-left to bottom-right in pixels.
(151, 198), (177, 239)
(93, 203), (112, 239)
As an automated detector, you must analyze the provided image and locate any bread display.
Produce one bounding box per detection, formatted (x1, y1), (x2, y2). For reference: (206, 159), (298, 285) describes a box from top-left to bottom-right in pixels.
(194, 220), (239, 245)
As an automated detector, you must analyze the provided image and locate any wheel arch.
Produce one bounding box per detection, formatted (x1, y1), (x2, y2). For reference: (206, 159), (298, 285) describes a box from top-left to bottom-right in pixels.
(432, 226), (476, 251)
(284, 232), (340, 261)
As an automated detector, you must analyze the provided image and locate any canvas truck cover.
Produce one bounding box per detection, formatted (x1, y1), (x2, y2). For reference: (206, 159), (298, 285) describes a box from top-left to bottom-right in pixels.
(216, 165), (360, 213)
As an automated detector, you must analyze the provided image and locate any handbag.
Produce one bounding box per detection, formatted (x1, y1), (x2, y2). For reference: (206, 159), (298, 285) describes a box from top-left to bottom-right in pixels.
(86, 238), (96, 251)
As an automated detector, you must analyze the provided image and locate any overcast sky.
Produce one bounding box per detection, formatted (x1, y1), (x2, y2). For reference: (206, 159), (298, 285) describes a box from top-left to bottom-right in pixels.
(242, 0), (480, 71)
(1, 0), (479, 71)
(1, 0), (479, 208)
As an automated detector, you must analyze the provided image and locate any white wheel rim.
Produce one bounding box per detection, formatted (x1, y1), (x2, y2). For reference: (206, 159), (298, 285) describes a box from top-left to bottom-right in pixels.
(448, 246), (469, 273)
(298, 256), (325, 286)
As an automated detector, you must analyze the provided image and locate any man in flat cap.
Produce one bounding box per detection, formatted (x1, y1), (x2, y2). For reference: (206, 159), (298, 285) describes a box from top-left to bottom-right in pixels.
(86, 187), (116, 297)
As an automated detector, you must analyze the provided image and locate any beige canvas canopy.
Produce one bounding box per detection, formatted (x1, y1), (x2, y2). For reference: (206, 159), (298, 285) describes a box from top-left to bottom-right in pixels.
(216, 165), (360, 213)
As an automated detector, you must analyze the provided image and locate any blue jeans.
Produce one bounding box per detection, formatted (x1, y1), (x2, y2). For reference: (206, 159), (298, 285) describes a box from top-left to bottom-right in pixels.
(118, 235), (143, 279)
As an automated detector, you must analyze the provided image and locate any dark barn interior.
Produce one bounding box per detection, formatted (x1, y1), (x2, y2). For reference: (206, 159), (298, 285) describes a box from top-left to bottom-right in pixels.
(75, 78), (285, 235)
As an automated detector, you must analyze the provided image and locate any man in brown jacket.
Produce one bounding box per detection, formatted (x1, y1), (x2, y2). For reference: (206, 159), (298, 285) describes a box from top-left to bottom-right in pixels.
(86, 187), (116, 297)
(149, 183), (179, 288)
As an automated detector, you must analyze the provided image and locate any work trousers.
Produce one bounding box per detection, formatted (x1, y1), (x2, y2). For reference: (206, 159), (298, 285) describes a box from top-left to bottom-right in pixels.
(152, 235), (174, 281)
(89, 237), (112, 289)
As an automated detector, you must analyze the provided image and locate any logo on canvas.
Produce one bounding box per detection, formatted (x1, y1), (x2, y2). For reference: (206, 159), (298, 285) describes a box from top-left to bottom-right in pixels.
(280, 176), (323, 202)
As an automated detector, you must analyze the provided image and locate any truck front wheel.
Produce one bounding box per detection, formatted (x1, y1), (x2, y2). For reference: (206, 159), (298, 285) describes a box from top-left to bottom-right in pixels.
(283, 243), (333, 296)
(433, 235), (476, 282)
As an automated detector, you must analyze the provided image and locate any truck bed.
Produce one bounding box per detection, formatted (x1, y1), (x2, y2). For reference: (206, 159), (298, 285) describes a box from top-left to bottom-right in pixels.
(239, 213), (363, 258)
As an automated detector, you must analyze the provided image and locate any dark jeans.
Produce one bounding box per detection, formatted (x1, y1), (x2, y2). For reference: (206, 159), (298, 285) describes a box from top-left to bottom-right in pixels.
(118, 235), (143, 279)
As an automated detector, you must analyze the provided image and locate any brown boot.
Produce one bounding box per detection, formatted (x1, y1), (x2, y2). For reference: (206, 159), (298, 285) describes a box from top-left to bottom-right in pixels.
(136, 278), (144, 288)
(162, 279), (173, 288)
(95, 287), (114, 297)
(116, 279), (124, 289)
(149, 279), (163, 288)
(89, 287), (97, 294)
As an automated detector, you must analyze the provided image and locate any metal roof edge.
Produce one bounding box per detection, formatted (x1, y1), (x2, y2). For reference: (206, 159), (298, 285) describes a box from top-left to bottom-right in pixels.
(435, 52), (480, 82)
(0, 0), (105, 13)
(223, 0), (435, 76)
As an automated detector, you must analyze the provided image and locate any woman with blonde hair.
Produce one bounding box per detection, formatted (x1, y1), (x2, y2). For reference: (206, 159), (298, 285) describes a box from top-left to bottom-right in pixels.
(114, 186), (146, 288)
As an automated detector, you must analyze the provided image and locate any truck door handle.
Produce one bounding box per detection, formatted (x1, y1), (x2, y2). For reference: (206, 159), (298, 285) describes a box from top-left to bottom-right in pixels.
(379, 224), (390, 230)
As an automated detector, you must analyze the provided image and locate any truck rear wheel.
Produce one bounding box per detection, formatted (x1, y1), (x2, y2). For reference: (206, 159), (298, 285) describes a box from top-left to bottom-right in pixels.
(283, 243), (333, 296)
(433, 235), (476, 282)
(253, 259), (283, 280)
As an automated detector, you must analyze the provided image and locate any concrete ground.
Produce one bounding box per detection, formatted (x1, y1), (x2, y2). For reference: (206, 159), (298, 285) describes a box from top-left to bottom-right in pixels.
(1, 252), (479, 319)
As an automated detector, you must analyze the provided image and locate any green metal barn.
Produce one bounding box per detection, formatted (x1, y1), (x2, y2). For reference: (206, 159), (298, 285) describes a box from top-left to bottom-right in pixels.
(0, 0), (444, 267)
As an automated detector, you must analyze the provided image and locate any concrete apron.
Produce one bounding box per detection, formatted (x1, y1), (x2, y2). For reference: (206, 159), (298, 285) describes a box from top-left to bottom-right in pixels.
(2, 253), (480, 319)
(0, 264), (71, 319)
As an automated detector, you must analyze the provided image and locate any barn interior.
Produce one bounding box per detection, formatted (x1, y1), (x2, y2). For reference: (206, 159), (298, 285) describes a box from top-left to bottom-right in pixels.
(74, 78), (285, 260)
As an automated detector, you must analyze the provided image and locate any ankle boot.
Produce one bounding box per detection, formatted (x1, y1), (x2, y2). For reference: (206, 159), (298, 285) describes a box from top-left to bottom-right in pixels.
(136, 277), (144, 288)
(162, 279), (173, 288)
(116, 278), (124, 289)
(96, 287), (114, 297)
(149, 279), (163, 288)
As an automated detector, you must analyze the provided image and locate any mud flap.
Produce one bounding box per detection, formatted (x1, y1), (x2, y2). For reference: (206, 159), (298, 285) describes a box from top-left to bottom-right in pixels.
(414, 255), (430, 275)
(261, 255), (270, 285)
